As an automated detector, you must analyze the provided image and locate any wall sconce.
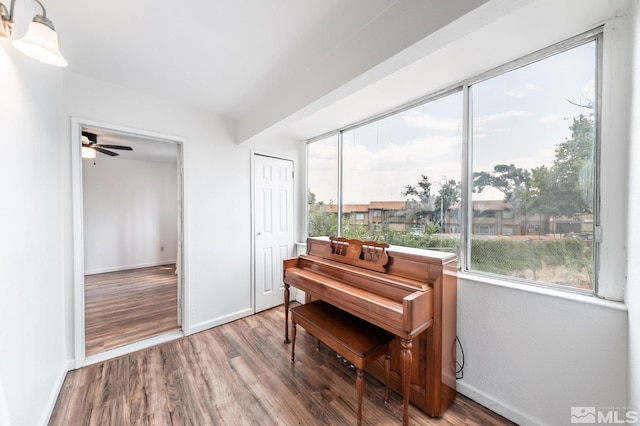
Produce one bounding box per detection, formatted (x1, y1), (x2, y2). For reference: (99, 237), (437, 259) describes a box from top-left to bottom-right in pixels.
(0, 0), (67, 67)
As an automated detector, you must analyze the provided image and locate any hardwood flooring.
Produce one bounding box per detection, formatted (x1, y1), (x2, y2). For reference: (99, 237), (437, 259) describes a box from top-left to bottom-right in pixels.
(85, 265), (179, 356)
(54, 304), (514, 425)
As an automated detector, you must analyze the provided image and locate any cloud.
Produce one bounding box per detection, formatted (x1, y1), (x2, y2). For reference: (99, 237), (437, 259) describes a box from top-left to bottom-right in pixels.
(538, 114), (565, 123)
(342, 135), (460, 172)
(404, 111), (461, 131)
(475, 110), (531, 124)
(506, 83), (538, 98)
(583, 79), (595, 101)
(336, 135), (462, 202)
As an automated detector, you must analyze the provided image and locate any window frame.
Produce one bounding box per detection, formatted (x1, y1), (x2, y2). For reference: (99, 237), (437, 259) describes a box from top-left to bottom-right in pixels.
(305, 27), (603, 296)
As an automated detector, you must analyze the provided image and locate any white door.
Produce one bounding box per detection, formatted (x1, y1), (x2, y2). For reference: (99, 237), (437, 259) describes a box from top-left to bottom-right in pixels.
(254, 154), (294, 312)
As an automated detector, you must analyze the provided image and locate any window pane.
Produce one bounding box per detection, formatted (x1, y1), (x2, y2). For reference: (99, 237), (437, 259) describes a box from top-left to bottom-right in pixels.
(307, 135), (339, 237)
(341, 91), (463, 254)
(470, 42), (596, 289)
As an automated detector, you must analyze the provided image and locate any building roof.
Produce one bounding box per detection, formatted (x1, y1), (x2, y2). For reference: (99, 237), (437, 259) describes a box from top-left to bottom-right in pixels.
(369, 201), (407, 210)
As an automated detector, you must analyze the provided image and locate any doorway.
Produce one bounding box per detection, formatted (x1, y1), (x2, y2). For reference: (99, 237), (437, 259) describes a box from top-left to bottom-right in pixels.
(253, 153), (295, 312)
(72, 118), (186, 367)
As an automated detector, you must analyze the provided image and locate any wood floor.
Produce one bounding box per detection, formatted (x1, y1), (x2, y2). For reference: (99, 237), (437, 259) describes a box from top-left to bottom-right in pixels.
(85, 265), (179, 355)
(53, 304), (514, 425)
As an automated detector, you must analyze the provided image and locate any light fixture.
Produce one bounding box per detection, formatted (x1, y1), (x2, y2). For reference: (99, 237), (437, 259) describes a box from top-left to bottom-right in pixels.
(81, 135), (96, 158)
(0, 0), (67, 67)
(81, 146), (96, 159)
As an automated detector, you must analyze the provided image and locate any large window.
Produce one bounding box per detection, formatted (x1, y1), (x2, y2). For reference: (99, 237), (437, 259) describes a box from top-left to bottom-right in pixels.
(306, 31), (600, 292)
(469, 40), (597, 290)
(307, 134), (339, 237)
(307, 90), (463, 252)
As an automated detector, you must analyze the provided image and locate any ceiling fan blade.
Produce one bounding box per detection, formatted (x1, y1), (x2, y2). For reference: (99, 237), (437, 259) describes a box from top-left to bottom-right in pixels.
(94, 147), (119, 156)
(98, 144), (133, 151)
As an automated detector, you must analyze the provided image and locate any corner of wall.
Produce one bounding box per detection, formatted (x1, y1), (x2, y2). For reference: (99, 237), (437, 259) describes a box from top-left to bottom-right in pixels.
(625, 0), (640, 410)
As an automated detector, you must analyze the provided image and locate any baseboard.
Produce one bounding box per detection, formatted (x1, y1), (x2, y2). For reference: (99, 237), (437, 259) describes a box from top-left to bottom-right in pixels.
(38, 361), (69, 426)
(85, 260), (176, 275)
(187, 307), (253, 335)
(294, 289), (306, 304)
(456, 380), (544, 426)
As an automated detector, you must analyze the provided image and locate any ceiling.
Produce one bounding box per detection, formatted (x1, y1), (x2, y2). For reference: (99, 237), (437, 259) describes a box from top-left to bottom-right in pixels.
(36, 0), (504, 149)
(47, 0), (397, 119)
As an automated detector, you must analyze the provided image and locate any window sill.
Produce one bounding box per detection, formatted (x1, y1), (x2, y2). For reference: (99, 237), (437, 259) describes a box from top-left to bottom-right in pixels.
(457, 271), (627, 311)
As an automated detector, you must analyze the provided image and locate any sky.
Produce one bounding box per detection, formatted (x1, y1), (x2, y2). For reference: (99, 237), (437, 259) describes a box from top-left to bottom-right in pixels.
(308, 41), (596, 205)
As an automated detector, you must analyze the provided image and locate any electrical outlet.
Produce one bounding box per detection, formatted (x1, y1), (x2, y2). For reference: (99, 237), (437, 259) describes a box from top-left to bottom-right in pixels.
(160, 246), (164, 252)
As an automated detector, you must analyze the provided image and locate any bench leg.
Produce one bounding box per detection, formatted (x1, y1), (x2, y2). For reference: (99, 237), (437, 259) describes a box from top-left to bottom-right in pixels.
(290, 321), (297, 362)
(356, 368), (364, 426)
(384, 350), (391, 404)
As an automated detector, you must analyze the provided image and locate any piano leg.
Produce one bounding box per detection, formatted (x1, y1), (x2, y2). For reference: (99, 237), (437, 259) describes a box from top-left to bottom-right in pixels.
(401, 338), (413, 426)
(284, 284), (291, 343)
(384, 350), (391, 404)
(356, 368), (364, 426)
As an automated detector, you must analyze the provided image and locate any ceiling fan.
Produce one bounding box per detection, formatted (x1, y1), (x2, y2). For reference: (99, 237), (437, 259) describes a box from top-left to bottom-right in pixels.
(81, 131), (133, 157)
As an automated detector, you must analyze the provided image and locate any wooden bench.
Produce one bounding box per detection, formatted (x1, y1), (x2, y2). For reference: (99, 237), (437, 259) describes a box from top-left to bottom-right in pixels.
(289, 300), (394, 425)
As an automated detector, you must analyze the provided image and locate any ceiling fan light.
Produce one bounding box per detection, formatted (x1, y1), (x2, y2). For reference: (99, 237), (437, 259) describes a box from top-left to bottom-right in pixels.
(13, 18), (68, 67)
(82, 146), (96, 159)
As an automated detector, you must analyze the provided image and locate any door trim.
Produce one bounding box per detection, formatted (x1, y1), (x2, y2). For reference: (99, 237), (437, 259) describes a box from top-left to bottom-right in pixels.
(250, 150), (296, 313)
(71, 117), (188, 368)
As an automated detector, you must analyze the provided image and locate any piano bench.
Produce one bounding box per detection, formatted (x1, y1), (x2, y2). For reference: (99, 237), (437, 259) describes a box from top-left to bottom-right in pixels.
(289, 300), (394, 426)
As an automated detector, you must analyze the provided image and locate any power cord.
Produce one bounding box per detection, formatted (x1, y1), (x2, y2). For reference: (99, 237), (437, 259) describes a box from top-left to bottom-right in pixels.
(455, 336), (465, 380)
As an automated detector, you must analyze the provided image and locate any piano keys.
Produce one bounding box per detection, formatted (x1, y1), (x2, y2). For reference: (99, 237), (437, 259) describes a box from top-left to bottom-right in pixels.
(283, 237), (457, 424)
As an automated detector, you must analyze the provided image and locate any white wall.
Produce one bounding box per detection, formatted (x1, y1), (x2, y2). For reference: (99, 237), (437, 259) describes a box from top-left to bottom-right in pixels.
(61, 72), (302, 352)
(626, 0), (640, 410)
(457, 278), (627, 425)
(0, 46), (67, 425)
(82, 156), (177, 274)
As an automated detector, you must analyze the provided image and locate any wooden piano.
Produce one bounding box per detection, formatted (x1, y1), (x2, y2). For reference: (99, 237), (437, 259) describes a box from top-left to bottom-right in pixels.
(283, 237), (457, 425)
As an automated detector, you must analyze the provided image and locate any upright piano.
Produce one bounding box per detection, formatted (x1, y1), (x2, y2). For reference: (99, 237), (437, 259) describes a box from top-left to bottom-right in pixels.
(283, 237), (457, 425)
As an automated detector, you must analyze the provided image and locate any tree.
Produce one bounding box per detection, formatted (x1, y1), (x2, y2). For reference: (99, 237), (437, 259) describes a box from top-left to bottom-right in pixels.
(522, 115), (595, 224)
(470, 115), (595, 234)
(473, 164), (533, 234)
(402, 175), (461, 233)
(402, 174), (432, 203)
(434, 179), (461, 230)
(402, 174), (433, 226)
(473, 164), (531, 201)
(307, 189), (338, 237)
(307, 189), (316, 205)
(547, 114), (594, 217)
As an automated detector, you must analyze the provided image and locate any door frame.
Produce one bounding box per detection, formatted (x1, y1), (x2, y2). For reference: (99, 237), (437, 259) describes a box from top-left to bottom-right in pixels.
(250, 150), (296, 313)
(71, 117), (188, 368)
